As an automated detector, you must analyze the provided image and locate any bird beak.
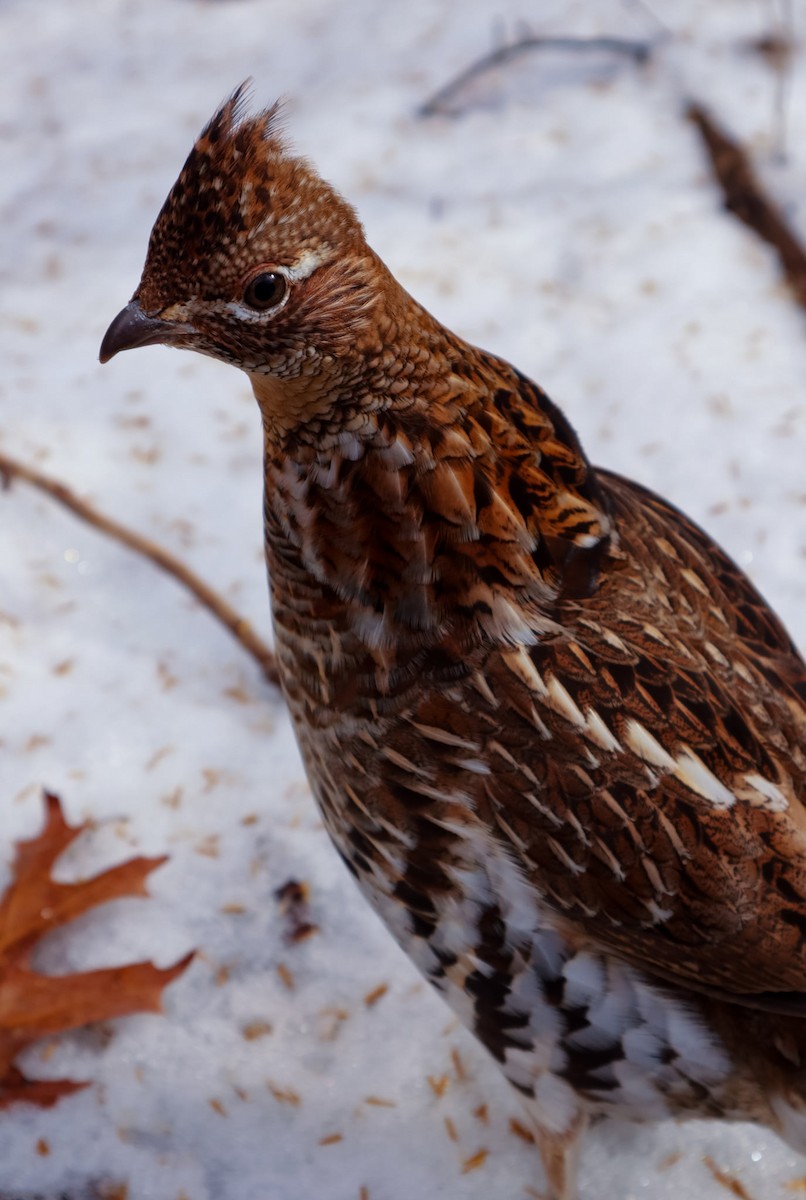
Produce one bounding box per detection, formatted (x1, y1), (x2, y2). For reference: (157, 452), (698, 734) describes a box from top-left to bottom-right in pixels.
(99, 301), (191, 364)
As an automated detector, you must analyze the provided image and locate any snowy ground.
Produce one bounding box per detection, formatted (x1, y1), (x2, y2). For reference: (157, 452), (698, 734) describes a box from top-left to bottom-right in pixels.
(1, 0), (806, 1197)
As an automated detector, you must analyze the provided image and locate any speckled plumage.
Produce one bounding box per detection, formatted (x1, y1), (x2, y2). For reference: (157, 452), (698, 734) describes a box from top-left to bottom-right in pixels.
(101, 90), (806, 1199)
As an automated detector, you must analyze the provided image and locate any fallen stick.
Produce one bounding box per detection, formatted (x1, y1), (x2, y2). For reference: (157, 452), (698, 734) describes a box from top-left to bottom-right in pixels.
(0, 450), (280, 687)
(419, 34), (653, 118)
(688, 102), (806, 311)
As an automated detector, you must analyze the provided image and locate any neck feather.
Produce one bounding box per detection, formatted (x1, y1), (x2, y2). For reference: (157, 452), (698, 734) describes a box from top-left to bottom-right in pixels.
(258, 324), (611, 663)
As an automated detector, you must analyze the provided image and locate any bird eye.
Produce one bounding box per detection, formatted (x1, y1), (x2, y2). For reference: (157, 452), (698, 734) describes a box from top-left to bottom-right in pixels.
(243, 271), (287, 311)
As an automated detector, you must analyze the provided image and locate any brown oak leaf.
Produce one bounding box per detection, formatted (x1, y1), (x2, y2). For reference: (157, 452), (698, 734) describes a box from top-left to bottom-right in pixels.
(0, 790), (192, 1109)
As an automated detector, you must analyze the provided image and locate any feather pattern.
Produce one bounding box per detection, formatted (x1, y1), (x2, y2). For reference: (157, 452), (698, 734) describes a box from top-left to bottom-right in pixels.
(100, 97), (806, 1200)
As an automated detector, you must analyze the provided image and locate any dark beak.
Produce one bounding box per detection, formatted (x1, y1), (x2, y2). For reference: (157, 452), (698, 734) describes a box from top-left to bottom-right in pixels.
(99, 301), (191, 364)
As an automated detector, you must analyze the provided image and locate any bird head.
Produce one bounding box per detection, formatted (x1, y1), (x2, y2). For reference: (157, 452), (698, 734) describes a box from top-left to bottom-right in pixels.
(100, 86), (384, 418)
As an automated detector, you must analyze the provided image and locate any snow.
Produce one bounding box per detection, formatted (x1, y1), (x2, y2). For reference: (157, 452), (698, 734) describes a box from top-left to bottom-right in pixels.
(1, 0), (805, 1196)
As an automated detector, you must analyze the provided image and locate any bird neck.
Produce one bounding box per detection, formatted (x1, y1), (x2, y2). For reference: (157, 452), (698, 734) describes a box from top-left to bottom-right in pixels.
(251, 270), (467, 458)
(256, 318), (609, 676)
(252, 258), (612, 684)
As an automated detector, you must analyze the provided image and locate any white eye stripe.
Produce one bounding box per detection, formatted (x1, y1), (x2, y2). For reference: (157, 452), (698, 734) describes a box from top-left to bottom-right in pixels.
(225, 295), (289, 321)
(287, 247), (329, 281)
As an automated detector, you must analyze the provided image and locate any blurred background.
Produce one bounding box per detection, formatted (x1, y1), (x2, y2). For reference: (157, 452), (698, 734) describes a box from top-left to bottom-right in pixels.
(1, 1), (805, 1197)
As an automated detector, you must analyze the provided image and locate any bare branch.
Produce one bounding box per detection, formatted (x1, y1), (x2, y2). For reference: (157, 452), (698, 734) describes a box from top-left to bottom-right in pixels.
(0, 450), (280, 688)
(418, 35), (653, 119)
(687, 101), (806, 312)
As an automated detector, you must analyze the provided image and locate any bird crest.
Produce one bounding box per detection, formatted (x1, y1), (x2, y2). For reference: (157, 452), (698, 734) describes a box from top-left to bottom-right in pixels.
(137, 84), (362, 314)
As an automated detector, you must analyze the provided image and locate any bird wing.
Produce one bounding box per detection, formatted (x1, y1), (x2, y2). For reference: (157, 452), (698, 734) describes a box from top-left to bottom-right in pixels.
(485, 367), (615, 600)
(484, 467), (806, 1007)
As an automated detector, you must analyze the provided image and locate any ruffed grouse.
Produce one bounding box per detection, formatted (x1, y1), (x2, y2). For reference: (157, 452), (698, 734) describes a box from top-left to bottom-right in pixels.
(100, 90), (806, 1199)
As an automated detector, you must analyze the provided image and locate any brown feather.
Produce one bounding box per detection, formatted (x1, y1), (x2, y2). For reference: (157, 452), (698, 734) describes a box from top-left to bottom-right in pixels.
(100, 97), (806, 1199)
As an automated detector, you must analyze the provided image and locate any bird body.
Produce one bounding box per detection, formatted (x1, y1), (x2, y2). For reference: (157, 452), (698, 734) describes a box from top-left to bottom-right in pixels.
(101, 90), (806, 1199)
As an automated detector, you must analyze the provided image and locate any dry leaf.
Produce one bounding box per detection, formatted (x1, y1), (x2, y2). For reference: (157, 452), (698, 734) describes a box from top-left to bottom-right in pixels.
(427, 1074), (450, 1098)
(461, 1148), (488, 1174)
(703, 1156), (756, 1200)
(363, 982), (388, 1007)
(275, 878), (318, 945)
(0, 791), (192, 1108)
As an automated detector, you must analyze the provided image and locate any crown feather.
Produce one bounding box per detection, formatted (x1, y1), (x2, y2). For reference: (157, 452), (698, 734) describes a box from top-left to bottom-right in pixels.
(135, 86), (365, 321)
(202, 81), (286, 155)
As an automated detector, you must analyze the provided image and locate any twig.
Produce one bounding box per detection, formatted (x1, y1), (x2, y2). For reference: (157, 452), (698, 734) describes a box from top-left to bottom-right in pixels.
(418, 35), (653, 118)
(687, 102), (806, 311)
(0, 450), (280, 687)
